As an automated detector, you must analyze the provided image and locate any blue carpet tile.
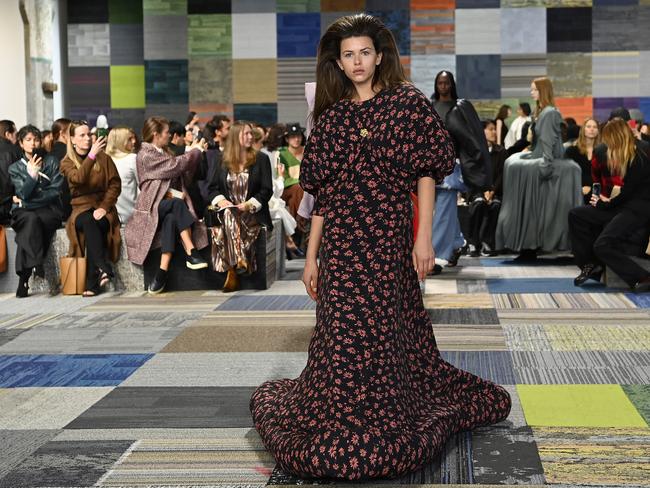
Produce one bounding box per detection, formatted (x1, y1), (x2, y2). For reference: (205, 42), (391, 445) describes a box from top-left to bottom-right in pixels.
(0, 354), (153, 387)
(480, 257), (575, 267)
(218, 295), (316, 311)
(487, 278), (611, 294)
(440, 351), (517, 384)
(625, 292), (650, 308)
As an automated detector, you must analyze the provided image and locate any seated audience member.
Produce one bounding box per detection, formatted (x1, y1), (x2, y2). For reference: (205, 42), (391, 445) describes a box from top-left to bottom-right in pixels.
(0, 120), (20, 225)
(503, 102), (532, 151)
(46, 118), (72, 220)
(261, 123), (301, 259)
(41, 130), (53, 153)
(467, 120), (507, 256)
(60, 120), (122, 297)
(278, 123), (306, 219)
(168, 120), (187, 156)
(564, 118), (600, 204)
(9, 125), (63, 297)
(126, 116), (208, 295)
(564, 117), (580, 148)
(251, 125), (265, 152)
(569, 118), (650, 292)
(639, 122), (649, 143)
(495, 104), (511, 147)
(207, 121), (273, 293)
(496, 77), (582, 260)
(185, 111), (201, 140)
(106, 126), (138, 224)
(210, 114), (231, 152)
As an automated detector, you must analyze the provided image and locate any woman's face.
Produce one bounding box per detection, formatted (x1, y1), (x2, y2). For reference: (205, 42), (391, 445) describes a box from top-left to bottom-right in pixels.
(584, 119), (599, 139)
(516, 106), (524, 117)
(507, 108), (512, 118)
(484, 123), (497, 144)
(72, 125), (92, 153)
(126, 133), (136, 152)
(184, 129), (193, 146)
(19, 133), (39, 156)
(153, 125), (170, 148)
(286, 134), (302, 149)
(641, 124), (649, 135)
(337, 36), (382, 87)
(436, 74), (451, 98)
(239, 125), (253, 149)
(530, 82), (539, 101)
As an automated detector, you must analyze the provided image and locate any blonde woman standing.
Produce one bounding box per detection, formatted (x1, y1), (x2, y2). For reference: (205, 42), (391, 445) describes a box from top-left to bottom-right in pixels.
(106, 127), (138, 224)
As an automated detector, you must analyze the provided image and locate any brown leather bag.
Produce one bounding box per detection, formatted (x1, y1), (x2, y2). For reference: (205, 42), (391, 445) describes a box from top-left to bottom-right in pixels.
(0, 226), (7, 273)
(59, 256), (87, 295)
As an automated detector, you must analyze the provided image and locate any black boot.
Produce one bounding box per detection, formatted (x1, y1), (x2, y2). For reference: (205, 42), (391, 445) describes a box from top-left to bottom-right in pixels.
(16, 270), (31, 298)
(574, 264), (603, 286)
(148, 268), (168, 294)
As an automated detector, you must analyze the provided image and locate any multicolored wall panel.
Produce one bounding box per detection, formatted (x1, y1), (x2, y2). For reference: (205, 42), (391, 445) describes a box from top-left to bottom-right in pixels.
(65, 0), (650, 130)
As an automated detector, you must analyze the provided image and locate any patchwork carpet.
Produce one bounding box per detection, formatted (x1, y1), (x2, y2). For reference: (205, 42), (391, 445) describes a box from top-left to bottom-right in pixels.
(0, 255), (648, 486)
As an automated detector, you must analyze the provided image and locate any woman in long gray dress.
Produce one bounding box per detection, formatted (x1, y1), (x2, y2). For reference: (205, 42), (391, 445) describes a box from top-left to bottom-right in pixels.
(495, 77), (582, 260)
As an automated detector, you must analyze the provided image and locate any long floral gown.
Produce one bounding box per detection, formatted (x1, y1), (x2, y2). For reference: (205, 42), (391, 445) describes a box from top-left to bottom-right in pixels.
(249, 84), (511, 480)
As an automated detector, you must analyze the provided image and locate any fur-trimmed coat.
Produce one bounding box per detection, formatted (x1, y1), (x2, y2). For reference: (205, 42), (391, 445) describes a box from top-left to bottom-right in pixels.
(125, 142), (208, 265)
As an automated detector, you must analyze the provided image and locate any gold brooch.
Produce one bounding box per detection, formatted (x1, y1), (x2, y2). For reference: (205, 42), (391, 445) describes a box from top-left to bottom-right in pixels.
(360, 128), (369, 138)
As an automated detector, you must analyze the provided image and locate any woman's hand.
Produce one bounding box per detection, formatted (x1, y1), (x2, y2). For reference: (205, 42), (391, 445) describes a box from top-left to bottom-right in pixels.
(217, 199), (233, 209)
(276, 163), (285, 178)
(302, 257), (318, 301)
(12, 196), (21, 204)
(89, 136), (107, 159)
(412, 234), (435, 281)
(590, 194), (610, 207)
(93, 208), (107, 220)
(582, 185), (591, 196)
(191, 138), (207, 152)
(483, 190), (494, 202)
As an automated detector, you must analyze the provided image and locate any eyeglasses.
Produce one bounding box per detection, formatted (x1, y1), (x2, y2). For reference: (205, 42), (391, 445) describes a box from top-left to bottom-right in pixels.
(71, 119), (88, 126)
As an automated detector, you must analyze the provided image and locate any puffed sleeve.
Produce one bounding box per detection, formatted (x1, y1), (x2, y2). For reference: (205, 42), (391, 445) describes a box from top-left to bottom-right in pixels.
(403, 88), (456, 186)
(299, 112), (335, 217)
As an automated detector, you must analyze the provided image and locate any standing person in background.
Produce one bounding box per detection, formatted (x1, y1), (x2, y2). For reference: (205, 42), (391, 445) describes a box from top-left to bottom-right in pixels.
(278, 124), (306, 219)
(503, 103), (531, 151)
(495, 104), (511, 147)
(126, 117), (209, 295)
(9, 125), (63, 297)
(106, 126), (138, 224)
(60, 120), (122, 296)
(565, 118), (600, 204)
(431, 70), (457, 119)
(0, 120), (21, 225)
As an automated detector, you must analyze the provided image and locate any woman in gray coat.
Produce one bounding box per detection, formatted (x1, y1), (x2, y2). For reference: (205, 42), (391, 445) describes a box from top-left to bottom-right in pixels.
(495, 77), (582, 260)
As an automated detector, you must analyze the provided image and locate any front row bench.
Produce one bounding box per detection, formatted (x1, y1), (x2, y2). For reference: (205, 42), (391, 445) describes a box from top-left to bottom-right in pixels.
(0, 218), (284, 294)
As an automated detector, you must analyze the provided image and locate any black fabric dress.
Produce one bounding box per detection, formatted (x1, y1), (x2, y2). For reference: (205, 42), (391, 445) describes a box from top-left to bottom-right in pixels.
(250, 84), (512, 480)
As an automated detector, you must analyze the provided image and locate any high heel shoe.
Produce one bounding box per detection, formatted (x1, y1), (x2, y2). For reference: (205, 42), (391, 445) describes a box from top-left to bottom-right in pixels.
(16, 274), (30, 298)
(222, 268), (240, 293)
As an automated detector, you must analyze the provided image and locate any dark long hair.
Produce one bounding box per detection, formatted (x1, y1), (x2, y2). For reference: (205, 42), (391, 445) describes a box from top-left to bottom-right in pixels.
(312, 13), (408, 123)
(432, 70), (458, 101)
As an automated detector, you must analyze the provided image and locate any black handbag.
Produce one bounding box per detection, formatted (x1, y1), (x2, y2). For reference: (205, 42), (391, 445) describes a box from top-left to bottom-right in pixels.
(204, 205), (224, 228)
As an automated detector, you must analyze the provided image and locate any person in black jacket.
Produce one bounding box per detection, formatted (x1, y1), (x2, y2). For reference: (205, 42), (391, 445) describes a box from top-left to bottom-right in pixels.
(0, 120), (21, 225)
(569, 118), (650, 292)
(467, 119), (507, 256)
(207, 121), (272, 292)
(46, 118), (72, 220)
(9, 125), (63, 297)
(170, 119), (207, 217)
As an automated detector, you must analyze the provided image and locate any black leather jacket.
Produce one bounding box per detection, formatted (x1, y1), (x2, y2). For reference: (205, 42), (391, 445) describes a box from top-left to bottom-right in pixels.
(444, 99), (492, 193)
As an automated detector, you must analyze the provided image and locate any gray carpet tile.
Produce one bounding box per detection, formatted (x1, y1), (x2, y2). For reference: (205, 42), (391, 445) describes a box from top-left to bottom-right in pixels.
(457, 279), (489, 293)
(472, 425), (545, 484)
(65, 387), (257, 429)
(428, 308), (500, 324)
(33, 311), (204, 329)
(0, 329), (26, 347)
(511, 350), (650, 384)
(0, 430), (61, 480)
(121, 352), (310, 387)
(0, 314), (59, 330)
(0, 440), (133, 487)
(0, 387), (115, 429)
(0, 292), (109, 314)
(0, 327), (186, 354)
(54, 427), (257, 441)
